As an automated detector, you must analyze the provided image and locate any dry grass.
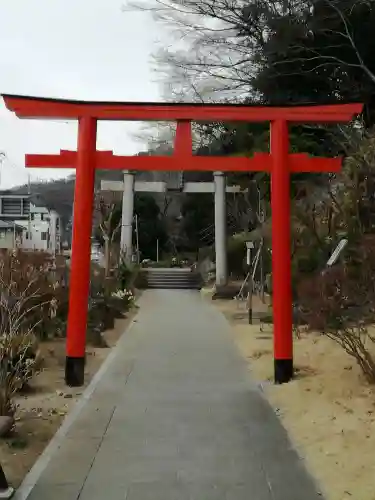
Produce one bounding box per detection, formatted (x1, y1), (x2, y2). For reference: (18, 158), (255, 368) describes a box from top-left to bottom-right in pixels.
(213, 295), (375, 500)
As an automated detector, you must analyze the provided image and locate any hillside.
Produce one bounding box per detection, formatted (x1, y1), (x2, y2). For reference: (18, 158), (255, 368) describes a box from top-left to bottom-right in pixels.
(6, 168), (202, 226)
(8, 169), (123, 223)
(6, 140), (216, 247)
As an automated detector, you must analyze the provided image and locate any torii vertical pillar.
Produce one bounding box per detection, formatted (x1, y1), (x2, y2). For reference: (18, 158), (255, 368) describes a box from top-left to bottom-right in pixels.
(120, 170), (135, 263)
(65, 117), (97, 386)
(214, 171), (228, 286)
(271, 120), (293, 383)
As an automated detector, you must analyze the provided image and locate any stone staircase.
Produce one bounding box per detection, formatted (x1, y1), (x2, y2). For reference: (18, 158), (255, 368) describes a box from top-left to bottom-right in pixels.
(141, 268), (202, 290)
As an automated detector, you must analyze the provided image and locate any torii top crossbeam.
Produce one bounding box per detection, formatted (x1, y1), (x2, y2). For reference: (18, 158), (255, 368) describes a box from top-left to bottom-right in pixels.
(2, 93), (363, 389)
(3, 94), (361, 122)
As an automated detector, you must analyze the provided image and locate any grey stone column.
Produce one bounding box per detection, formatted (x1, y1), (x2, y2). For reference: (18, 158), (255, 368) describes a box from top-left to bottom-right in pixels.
(49, 210), (58, 256)
(214, 171), (228, 286)
(121, 170), (135, 263)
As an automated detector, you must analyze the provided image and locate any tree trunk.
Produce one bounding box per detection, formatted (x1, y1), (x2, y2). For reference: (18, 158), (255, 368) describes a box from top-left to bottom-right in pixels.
(104, 237), (110, 277)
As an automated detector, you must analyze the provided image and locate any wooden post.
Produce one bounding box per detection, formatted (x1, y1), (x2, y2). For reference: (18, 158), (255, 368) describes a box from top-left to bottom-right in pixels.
(135, 214), (140, 264)
(65, 117), (97, 387)
(270, 120), (293, 384)
(247, 275), (253, 325)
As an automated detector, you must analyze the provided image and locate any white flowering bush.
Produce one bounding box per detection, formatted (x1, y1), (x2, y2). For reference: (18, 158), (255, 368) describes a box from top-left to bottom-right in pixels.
(111, 289), (134, 308)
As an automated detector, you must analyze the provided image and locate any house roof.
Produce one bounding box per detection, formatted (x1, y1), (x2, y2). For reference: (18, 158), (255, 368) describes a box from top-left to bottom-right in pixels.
(0, 220), (24, 231)
(0, 190), (29, 196)
(0, 191), (60, 213)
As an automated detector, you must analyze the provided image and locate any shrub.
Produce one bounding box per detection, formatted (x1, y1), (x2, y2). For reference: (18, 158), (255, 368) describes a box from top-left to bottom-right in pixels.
(0, 282), (41, 417)
(198, 246), (214, 262)
(0, 250), (69, 341)
(111, 289), (135, 309)
(0, 331), (39, 417)
(297, 235), (375, 383)
(116, 255), (139, 291)
(87, 265), (136, 346)
(227, 234), (247, 277)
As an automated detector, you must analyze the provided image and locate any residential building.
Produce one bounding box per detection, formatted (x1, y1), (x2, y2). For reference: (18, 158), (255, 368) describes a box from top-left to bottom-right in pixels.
(0, 220), (23, 249)
(0, 192), (62, 253)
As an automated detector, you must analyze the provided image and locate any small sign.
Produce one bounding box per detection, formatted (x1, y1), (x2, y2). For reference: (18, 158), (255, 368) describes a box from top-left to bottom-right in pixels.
(326, 238), (348, 267)
(245, 241), (254, 266)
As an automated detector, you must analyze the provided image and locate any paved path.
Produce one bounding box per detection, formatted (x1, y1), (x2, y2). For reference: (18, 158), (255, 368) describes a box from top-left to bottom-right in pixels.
(21, 290), (323, 500)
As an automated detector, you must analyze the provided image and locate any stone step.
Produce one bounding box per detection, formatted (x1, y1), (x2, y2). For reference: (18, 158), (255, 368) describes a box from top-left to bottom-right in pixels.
(142, 268), (202, 290)
(147, 276), (198, 282)
(147, 286), (201, 289)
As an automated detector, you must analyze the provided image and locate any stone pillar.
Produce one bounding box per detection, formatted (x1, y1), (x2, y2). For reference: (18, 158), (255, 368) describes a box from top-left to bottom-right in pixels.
(49, 210), (57, 255)
(214, 171), (228, 286)
(121, 170), (135, 263)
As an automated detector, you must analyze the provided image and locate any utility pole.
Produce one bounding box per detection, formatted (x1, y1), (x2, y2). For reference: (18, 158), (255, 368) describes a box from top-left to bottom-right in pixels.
(246, 241), (254, 324)
(135, 214), (140, 264)
(156, 238), (159, 263)
(256, 185), (266, 303)
(0, 152), (6, 186)
(27, 174), (32, 247)
(260, 198), (266, 303)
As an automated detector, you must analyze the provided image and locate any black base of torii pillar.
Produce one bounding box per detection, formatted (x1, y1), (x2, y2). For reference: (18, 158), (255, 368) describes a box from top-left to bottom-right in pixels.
(0, 464), (13, 499)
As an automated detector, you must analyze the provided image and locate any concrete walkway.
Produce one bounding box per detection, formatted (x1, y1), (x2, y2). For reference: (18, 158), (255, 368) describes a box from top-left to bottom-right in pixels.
(20, 290), (323, 500)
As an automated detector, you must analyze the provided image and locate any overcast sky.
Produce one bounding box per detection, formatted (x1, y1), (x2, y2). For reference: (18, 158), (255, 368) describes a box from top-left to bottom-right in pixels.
(0, 0), (162, 189)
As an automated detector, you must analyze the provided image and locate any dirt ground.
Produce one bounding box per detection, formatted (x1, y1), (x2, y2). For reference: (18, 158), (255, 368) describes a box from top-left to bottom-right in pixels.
(0, 304), (140, 488)
(212, 293), (375, 500)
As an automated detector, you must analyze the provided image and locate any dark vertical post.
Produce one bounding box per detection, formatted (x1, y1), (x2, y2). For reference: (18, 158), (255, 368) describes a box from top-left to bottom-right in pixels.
(0, 464), (13, 498)
(247, 273), (253, 324)
(65, 116), (97, 387)
(270, 120), (293, 384)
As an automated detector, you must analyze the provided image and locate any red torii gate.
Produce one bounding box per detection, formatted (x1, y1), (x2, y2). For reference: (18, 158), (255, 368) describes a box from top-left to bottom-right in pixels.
(26, 148), (342, 173)
(2, 95), (362, 387)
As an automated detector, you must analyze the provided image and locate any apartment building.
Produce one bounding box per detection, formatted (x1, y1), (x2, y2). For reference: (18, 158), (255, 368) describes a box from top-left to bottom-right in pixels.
(0, 220), (23, 249)
(0, 192), (62, 253)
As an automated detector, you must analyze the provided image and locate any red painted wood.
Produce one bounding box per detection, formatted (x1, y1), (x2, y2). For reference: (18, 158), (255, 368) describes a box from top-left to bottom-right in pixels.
(25, 150), (113, 168)
(65, 117), (97, 359)
(270, 120), (293, 365)
(174, 121), (193, 157)
(3, 95), (363, 123)
(26, 150), (342, 173)
(7, 93), (363, 386)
